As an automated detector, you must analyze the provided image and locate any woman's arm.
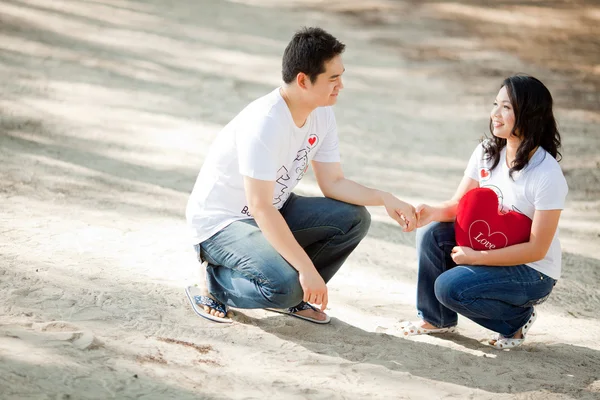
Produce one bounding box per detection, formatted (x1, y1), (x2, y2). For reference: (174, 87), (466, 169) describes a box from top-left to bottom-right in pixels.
(451, 209), (562, 266)
(416, 175), (479, 227)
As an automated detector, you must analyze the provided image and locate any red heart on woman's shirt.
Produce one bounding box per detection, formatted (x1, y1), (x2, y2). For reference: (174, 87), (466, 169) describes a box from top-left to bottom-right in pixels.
(455, 188), (532, 250)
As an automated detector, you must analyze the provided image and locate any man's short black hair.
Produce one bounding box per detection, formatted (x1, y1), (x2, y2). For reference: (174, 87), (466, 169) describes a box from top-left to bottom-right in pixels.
(282, 27), (345, 84)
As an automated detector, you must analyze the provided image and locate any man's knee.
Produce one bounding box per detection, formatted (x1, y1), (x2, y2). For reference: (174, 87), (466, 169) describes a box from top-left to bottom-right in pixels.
(261, 266), (303, 308)
(346, 205), (371, 239)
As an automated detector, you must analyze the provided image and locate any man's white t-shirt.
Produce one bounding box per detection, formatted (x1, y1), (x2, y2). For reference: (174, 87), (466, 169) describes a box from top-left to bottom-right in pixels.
(464, 142), (568, 279)
(186, 88), (341, 244)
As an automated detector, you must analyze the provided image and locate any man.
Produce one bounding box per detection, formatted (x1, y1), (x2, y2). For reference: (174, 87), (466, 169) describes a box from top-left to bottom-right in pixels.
(185, 27), (416, 324)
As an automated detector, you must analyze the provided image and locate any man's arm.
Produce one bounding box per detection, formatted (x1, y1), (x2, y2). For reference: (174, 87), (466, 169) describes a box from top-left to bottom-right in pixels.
(244, 176), (328, 310)
(312, 161), (417, 231)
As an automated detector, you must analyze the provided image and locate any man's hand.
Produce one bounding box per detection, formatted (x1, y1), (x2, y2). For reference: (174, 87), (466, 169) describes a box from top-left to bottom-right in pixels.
(416, 204), (439, 228)
(382, 193), (416, 232)
(298, 269), (328, 311)
(451, 246), (478, 265)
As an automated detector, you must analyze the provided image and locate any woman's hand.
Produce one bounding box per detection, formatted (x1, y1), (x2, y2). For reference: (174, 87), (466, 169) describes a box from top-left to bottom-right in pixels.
(415, 204), (439, 228)
(451, 246), (479, 265)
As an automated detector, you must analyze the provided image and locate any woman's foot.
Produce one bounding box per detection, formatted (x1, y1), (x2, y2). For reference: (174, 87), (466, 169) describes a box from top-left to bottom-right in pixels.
(399, 320), (457, 336)
(489, 309), (537, 349)
(489, 329), (523, 346)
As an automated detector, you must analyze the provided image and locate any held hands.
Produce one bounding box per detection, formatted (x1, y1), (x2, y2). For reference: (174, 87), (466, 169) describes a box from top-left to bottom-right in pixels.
(383, 193), (417, 232)
(299, 269), (328, 311)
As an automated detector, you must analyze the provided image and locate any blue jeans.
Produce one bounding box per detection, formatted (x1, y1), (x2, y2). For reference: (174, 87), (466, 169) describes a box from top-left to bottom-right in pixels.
(416, 221), (556, 337)
(195, 193), (371, 309)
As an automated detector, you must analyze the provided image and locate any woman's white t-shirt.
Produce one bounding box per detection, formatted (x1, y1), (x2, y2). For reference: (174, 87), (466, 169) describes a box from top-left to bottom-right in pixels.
(186, 88), (340, 244)
(464, 142), (568, 279)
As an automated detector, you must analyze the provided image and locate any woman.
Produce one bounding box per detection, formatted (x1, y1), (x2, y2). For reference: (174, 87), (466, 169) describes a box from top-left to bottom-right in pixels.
(404, 75), (568, 349)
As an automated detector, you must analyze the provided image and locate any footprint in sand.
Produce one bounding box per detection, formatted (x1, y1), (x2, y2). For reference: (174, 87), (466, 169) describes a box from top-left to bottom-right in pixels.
(36, 321), (104, 350)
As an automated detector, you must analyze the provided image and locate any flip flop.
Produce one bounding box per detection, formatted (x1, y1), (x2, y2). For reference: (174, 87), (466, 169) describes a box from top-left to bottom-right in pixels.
(491, 309), (537, 350)
(185, 286), (232, 324)
(399, 321), (457, 336)
(265, 301), (330, 324)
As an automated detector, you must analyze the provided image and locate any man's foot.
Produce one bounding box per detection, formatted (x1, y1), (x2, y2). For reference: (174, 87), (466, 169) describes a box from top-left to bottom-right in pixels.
(197, 260), (230, 318)
(185, 286), (233, 323)
(198, 289), (228, 319)
(293, 307), (328, 322)
(184, 260), (232, 323)
(265, 302), (331, 324)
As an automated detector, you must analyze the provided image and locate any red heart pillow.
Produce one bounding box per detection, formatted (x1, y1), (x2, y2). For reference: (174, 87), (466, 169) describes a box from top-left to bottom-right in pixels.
(455, 188), (532, 250)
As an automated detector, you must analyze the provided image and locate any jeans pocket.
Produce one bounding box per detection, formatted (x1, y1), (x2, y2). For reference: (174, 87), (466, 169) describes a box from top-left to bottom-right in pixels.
(195, 244), (219, 267)
(193, 244), (202, 262)
(522, 292), (551, 307)
(521, 272), (556, 307)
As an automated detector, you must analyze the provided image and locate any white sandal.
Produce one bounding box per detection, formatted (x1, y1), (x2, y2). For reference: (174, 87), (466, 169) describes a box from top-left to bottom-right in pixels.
(491, 309), (537, 350)
(399, 321), (457, 336)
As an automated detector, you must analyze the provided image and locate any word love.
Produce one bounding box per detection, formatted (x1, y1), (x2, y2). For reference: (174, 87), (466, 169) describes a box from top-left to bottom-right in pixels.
(473, 231), (497, 249)
(467, 219), (508, 250)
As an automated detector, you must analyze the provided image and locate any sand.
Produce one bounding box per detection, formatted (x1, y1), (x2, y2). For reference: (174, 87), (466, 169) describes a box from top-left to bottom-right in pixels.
(1, 0), (599, 399)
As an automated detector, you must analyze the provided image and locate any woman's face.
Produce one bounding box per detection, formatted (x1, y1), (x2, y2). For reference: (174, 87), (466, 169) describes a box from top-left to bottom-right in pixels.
(490, 86), (516, 139)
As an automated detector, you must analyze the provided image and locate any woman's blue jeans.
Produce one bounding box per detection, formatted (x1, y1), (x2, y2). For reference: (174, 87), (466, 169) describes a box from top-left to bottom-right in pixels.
(416, 221), (556, 337)
(195, 193), (371, 309)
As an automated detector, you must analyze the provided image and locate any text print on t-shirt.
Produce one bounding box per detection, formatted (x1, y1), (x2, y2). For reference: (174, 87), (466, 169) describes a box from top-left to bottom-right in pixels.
(240, 133), (320, 216)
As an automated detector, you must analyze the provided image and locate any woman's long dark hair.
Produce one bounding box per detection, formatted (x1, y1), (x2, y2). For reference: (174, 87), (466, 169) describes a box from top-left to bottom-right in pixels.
(483, 75), (562, 178)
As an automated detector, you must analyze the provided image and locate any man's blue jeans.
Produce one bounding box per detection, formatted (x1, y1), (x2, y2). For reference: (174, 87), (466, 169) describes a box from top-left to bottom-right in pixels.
(194, 193), (371, 309)
(416, 221), (556, 337)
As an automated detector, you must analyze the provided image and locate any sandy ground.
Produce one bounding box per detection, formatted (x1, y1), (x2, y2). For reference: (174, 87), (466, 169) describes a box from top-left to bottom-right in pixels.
(1, 0), (600, 399)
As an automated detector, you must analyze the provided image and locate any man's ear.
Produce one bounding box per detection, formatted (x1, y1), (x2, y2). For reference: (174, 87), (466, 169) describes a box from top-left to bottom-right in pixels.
(296, 72), (309, 90)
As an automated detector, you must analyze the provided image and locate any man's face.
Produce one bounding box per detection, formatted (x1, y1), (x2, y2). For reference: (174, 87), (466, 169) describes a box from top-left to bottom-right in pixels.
(305, 55), (345, 107)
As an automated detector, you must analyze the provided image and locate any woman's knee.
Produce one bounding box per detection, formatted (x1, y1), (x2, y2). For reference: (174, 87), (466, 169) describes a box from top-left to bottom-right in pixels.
(434, 270), (463, 308)
(416, 221), (454, 251)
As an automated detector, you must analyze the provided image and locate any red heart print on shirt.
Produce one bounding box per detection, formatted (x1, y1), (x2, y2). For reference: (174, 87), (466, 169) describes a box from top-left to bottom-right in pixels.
(308, 134), (318, 147)
(480, 168), (491, 180)
(455, 188), (532, 251)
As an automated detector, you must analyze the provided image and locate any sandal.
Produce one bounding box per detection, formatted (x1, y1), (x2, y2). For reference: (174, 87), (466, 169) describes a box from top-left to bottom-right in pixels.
(185, 286), (232, 324)
(491, 309), (537, 349)
(265, 302), (331, 324)
(399, 321), (457, 336)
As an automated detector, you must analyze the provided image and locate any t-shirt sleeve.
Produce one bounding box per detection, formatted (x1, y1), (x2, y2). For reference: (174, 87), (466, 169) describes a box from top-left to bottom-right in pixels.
(312, 108), (341, 163)
(464, 143), (482, 181)
(236, 115), (283, 181)
(531, 168), (569, 210)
